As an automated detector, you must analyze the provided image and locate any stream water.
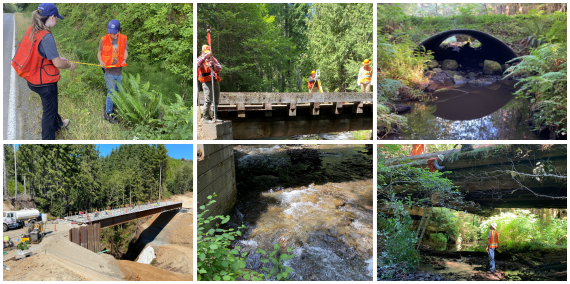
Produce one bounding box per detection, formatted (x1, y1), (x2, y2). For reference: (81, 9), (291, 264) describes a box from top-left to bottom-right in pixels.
(227, 145), (373, 281)
(387, 80), (541, 140)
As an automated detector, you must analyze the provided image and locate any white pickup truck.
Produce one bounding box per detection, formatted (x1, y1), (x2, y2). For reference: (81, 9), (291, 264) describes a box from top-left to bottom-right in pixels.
(3, 209), (40, 232)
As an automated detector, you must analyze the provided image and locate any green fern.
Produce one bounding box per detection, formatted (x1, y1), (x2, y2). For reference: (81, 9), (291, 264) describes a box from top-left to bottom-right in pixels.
(110, 73), (163, 126)
(505, 44), (567, 135)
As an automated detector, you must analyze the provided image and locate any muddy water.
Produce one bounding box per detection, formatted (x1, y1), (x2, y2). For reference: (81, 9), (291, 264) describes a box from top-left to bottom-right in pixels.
(388, 80), (541, 140)
(228, 145), (373, 281)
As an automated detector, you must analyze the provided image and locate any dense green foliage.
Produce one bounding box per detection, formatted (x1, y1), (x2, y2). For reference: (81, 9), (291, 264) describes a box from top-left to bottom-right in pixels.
(3, 144), (192, 217)
(111, 73), (163, 126)
(377, 145), (463, 274)
(197, 3), (372, 92)
(505, 44), (567, 135)
(56, 3), (193, 95)
(479, 210), (567, 252)
(198, 194), (294, 281)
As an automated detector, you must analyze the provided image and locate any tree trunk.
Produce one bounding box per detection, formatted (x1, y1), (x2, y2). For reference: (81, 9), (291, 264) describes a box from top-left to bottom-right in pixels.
(159, 163), (163, 201)
(14, 146), (17, 199)
(4, 151), (7, 196)
(24, 175), (26, 195)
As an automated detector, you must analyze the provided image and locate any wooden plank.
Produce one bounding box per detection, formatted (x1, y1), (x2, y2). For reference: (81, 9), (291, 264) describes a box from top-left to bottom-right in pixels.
(199, 92), (373, 104)
(352, 101), (363, 114)
(237, 103), (246, 118)
(310, 102), (320, 116)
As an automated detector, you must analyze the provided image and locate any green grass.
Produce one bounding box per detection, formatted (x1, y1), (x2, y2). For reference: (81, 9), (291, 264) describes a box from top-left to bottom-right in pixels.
(351, 130), (372, 140)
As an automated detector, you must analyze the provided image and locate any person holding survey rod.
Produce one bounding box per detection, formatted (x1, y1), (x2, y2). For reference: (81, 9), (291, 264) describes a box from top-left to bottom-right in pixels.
(197, 25), (222, 123)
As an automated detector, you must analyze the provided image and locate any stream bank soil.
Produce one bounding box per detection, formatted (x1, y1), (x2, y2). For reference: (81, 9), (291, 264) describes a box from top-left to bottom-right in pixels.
(378, 247), (567, 281)
(227, 145), (373, 280)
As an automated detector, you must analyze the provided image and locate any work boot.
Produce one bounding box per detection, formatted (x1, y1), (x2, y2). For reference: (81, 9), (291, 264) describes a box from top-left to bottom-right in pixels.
(203, 109), (213, 123)
(104, 113), (119, 124)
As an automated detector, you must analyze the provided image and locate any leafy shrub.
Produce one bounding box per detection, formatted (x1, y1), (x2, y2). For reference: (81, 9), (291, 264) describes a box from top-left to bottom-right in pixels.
(378, 37), (432, 88)
(111, 73), (163, 126)
(3, 3), (18, 13)
(377, 201), (419, 272)
(198, 194), (295, 281)
(429, 232), (448, 244)
(127, 94), (193, 140)
(505, 43), (567, 135)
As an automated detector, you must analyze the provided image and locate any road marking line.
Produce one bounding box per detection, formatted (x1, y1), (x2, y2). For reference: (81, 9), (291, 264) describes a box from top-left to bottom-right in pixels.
(7, 15), (17, 140)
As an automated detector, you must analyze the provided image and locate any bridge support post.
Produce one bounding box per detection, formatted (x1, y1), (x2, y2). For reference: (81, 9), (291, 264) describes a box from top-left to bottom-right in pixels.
(288, 102), (296, 116)
(310, 102), (320, 115)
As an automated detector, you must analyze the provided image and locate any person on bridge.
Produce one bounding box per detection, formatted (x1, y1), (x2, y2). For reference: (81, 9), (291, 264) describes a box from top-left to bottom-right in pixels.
(197, 44), (222, 123)
(357, 59), (372, 92)
(97, 19), (128, 124)
(486, 223), (499, 274)
(308, 70), (320, 93)
(11, 3), (75, 140)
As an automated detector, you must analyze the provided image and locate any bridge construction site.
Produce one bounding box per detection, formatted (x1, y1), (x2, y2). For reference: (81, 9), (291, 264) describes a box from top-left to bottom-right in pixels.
(3, 194), (193, 281)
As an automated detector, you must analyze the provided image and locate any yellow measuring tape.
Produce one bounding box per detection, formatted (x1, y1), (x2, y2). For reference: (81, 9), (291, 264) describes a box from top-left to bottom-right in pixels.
(68, 61), (127, 68)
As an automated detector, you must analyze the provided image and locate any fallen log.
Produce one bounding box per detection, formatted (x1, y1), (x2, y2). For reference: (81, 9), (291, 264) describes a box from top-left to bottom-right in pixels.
(536, 260), (563, 269)
(537, 262), (567, 272)
(514, 254), (537, 268)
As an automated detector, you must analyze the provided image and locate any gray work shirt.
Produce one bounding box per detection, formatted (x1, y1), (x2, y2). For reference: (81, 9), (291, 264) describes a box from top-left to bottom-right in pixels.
(38, 33), (59, 60)
(98, 37), (128, 76)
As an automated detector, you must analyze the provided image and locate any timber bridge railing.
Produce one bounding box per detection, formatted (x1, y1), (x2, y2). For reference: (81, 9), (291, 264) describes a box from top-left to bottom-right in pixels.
(64, 200), (182, 228)
(199, 92), (373, 139)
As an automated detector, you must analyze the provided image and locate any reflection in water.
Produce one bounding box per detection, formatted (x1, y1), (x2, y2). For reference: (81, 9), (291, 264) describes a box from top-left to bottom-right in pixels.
(228, 145), (373, 281)
(389, 81), (539, 140)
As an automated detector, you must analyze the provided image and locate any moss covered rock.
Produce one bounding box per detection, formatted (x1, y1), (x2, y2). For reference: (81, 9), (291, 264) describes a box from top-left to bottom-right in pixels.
(483, 60), (503, 75)
(442, 59), (458, 70)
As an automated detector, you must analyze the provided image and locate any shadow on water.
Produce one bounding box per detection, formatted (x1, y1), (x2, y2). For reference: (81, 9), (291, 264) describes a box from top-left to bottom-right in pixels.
(226, 145), (373, 280)
(387, 80), (542, 140)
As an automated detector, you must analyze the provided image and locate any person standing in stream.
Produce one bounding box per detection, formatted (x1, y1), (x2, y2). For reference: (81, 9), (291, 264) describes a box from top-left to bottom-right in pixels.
(11, 3), (75, 140)
(486, 223), (499, 274)
(97, 19), (128, 124)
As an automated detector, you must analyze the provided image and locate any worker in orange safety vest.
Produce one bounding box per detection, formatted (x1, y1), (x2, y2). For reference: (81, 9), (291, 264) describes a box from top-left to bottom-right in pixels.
(357, 59), (372, 92)
(486, 223), (499, 273)
(11, 3), (75, 140)
(197, 44), (222, 123)
(97, 19), (128, 124)
(308, 70), (320, 93)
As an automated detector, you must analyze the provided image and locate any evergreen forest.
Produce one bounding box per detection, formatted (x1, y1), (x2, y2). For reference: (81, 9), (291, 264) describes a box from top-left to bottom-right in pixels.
(3, 144), (193, 218)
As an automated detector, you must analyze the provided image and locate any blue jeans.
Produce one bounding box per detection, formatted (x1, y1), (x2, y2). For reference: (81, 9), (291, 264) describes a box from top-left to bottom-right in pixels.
(104, 73), (122, 114)
(488, 248), (496, 272)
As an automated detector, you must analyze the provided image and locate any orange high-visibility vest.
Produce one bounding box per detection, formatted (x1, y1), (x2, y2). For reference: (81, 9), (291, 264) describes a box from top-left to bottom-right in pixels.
(101, 33), (127, 66)
(198, 59), (221, 83)
(308, 75), (318, 89)
(11, 26), (60, 86)
(360, 66), (372, 83)
(411, 144), (425, 156)
(488, 230), (499, 248)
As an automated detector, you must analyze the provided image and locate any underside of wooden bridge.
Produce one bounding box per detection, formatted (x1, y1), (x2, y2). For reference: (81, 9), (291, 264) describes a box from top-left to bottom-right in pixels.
(384, 145), (567, 211)
(199, 92), (373, 139)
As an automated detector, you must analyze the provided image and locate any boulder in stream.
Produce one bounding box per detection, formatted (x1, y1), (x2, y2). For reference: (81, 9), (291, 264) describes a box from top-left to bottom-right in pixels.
(467, 72), (477, 78)
(432, 68), (443, 73)
(442, 59), (458, 70)
(483, 60), (503, 75)
(453, 75), (466, 85)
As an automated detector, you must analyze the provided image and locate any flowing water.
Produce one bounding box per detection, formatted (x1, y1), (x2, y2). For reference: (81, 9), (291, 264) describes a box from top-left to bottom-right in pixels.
(387, 80), (541, 140)
(228, 145), (373, 281)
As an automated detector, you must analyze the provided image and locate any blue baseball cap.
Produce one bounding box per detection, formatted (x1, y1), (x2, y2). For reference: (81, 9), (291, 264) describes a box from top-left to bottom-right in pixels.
(107, 20), (121, 34)
(37, 3), (64, 20)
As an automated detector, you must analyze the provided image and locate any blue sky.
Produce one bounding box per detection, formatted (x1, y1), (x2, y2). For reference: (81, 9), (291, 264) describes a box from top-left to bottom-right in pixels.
(12, 144), (193, 160)
(97, 144), (193, 160)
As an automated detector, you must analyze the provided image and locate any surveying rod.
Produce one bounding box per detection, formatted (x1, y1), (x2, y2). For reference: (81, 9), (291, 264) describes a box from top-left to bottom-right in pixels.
(207, 25), (216, 122)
